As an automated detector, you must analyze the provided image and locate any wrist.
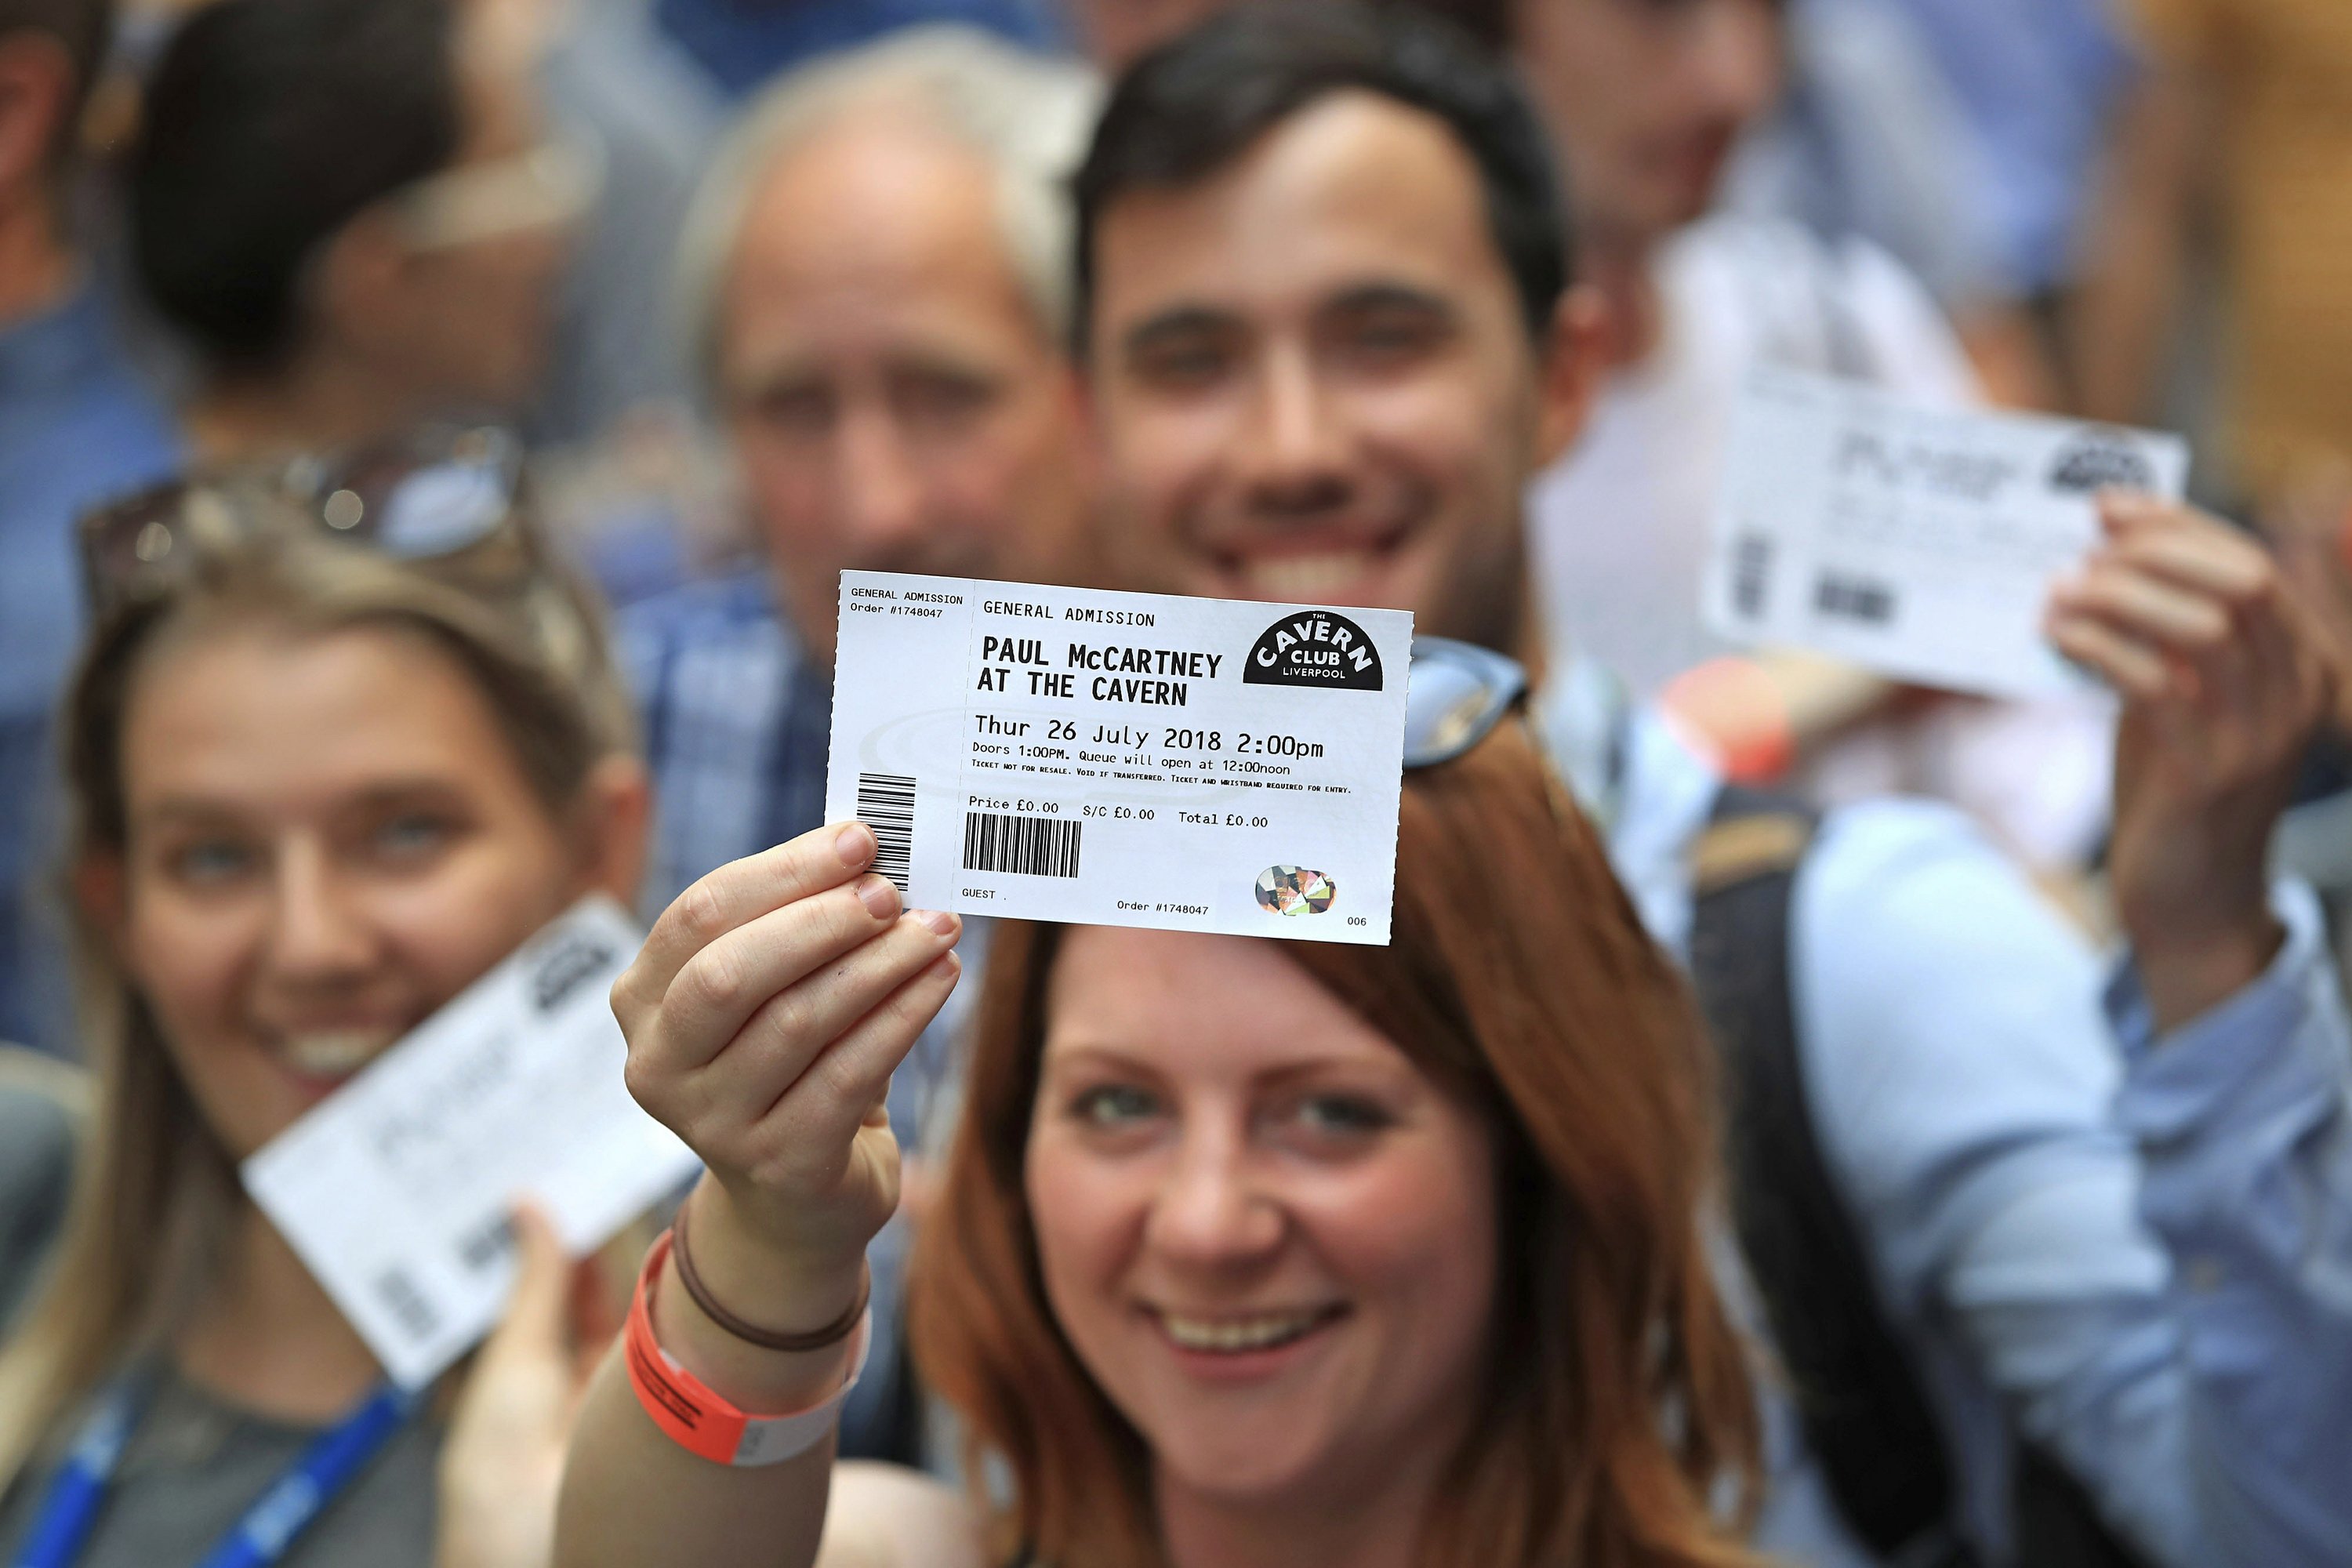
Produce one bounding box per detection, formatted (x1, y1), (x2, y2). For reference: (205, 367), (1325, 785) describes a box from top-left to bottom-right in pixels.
(689, 1177), (869, 1329)
(1661, 657), (1793, 783)
(644, 1181), (866, 1412)
(632, 1231), (870, 1463)
(2134, 913), (2286, 1036)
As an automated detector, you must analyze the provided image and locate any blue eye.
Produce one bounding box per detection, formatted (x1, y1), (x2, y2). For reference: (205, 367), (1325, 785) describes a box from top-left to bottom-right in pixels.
(1072, 1083), (1162, 1127)
(171, 840), (256, 885)
(373, 814), (452, 861)
(1290, 1094), (1392, 1137)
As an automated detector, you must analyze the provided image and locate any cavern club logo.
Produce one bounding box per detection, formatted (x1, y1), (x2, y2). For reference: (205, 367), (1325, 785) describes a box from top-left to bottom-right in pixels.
(2048, 429), (2159, 494)
(1242, 610), (1385, 691)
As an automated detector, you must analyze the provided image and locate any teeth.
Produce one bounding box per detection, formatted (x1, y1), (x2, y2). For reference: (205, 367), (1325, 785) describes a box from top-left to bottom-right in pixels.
(276, 1029), (397, 1077)
(1238, 551), (1377, 604)
(1158, 1309), (1330, 1353)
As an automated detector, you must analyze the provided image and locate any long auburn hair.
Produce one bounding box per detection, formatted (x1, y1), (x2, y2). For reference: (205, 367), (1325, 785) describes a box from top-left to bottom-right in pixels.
(0, 530), (635, 1491)
(909, 720), (1766, 1568)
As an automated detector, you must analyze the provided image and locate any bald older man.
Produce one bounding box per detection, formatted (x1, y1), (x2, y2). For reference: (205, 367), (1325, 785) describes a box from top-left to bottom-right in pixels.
(617, 26), (1098, 1461)
(625, 26), (1098, 912)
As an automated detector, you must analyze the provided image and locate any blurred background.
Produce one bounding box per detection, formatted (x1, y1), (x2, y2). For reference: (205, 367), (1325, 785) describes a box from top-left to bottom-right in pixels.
(5, 0), (2351, 1065)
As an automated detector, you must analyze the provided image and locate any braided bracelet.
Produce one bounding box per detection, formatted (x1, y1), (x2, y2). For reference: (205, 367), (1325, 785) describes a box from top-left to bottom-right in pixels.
(670, 1188), (871, 1353)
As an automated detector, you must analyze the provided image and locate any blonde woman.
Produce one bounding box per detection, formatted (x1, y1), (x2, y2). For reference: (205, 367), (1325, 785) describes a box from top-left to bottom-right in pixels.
(0, 426), (650, 1568)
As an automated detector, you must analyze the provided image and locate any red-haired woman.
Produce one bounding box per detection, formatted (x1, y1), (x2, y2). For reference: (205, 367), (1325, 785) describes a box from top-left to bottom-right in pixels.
(556, 643), (1768, 1568)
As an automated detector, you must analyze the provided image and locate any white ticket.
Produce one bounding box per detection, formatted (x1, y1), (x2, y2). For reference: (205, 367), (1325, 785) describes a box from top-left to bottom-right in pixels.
(243, 897), (699, 1388)
(826, 572), (1413, 945)
(1701, 368), (2190, 699)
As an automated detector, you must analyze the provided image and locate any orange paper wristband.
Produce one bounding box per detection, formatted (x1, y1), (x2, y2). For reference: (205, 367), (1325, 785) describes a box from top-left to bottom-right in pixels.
(1659, 656), (1795, 783)
(623, 1230), (869, 1468)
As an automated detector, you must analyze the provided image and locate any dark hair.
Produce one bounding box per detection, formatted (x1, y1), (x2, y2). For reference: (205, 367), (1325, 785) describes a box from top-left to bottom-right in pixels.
(0, 0), (114, 174)
(127, 0), (462, 369)
(1403, 0), (1508, 50)
(1073, 0), (1570, 350)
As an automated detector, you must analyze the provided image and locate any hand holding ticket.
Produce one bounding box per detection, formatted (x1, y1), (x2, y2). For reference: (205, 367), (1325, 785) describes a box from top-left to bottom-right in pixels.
(1702, 368), (2191, 699)
(825, 572), (1414, 944)
(243, 897), (700, 1388)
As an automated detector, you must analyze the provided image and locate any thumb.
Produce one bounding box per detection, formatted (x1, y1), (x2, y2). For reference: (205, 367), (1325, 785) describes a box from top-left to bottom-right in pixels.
(567, 1251), (622, 1388)
(482, 1204), (570, 1366)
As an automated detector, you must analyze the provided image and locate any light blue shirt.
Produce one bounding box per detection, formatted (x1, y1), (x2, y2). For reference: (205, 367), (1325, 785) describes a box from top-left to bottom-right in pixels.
(0, 283), (180, 1054)
(1537, 659), (2352, 1567)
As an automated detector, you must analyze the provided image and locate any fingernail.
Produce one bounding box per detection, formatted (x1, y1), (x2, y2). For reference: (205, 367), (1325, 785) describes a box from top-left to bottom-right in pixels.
(856, 874), (899, 920)
(836, 822), (875, 866)
(916, 909), (960, 937)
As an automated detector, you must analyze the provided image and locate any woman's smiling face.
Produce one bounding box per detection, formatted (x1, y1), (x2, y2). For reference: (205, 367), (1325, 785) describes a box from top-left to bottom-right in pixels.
(104, 621), (593, 1158)
(1025, 925), (1500, 1507)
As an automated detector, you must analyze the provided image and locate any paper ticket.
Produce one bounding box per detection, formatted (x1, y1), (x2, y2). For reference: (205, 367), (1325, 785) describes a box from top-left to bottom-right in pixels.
(1701, 367), (2190, 699)
(825, 572), (1413, 945)
(243, 897), (698, 1388)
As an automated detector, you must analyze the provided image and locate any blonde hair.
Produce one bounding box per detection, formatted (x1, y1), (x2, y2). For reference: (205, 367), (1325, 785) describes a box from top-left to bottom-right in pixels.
(0, 528), (636, 1488)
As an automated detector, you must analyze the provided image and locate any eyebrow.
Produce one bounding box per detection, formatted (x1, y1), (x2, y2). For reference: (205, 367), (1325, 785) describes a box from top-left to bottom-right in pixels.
(1119, 304), (1243, 360)
(1119, 281), (1461, 358)
(131, 777), (474, 828)
(1039, 1040), (1416, 1095)
(1319, 281), (1457, 323)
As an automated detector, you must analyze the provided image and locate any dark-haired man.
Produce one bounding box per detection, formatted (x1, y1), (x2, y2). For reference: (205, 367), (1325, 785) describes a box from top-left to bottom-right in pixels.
(0, 0), (179, 1053)
(1074, 7), (2352, 1565)
(1068, 0), (2103, 869)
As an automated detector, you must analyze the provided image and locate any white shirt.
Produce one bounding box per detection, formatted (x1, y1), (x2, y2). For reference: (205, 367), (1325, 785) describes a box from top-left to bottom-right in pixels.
(1527, 215), (2111, 867)
(1530, 214), (1976, 695)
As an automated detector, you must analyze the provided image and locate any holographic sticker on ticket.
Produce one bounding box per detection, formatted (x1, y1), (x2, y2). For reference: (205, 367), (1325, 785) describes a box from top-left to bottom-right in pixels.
(824, 572), (1413, 946)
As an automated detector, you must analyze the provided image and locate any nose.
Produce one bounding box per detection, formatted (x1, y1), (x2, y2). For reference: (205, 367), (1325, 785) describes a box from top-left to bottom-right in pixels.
(1143, 1119), (1287, 1272)
(1235, 343), (1353, 521)
(835, 404), (928, 555)
(260, 840), (377, 987)
(1690, 0), (1782, 124)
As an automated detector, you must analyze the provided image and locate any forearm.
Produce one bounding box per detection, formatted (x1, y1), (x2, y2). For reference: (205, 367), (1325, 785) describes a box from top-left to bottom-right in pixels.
(556, 1344), (838, 1568)
(554, 1186), (870, 1568)
(2109, 884), (2352, 1562)
(2121, 813), (2283, 1035)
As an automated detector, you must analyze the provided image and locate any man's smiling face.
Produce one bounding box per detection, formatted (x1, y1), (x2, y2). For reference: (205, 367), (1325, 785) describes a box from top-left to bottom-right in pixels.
(1085, 89), (1584, 646)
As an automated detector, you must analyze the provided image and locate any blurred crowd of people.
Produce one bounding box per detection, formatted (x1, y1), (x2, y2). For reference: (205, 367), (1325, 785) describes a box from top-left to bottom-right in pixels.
(1, 0), (2349, 1566)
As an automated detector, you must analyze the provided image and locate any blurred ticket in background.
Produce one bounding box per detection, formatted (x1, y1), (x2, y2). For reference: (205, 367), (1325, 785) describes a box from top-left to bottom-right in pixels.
(826, 571), (1412, 945)
(243, 897), (697, 1388)
(1702, 368), (2190, 699)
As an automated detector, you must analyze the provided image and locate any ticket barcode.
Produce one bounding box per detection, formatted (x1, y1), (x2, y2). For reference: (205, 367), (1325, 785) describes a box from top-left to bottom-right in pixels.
(1813, 573), (1898, 626)
(855, 772), (917, 891)
(456, 1214), (515, 1275)
(1732, 532), (1774, 619)
(374, 1268), (441, 1342)
(963, 811), (1083, 879)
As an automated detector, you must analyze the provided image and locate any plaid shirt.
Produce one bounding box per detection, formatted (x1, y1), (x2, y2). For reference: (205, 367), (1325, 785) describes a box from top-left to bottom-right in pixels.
(616, 569), (833, 916)
(616, 571), (981, 1461)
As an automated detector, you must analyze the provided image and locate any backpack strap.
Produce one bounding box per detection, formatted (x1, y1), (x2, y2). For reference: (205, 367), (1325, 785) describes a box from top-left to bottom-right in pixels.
(1688, 786), (1978, 1568)
(1690, 789), (2158, 1568)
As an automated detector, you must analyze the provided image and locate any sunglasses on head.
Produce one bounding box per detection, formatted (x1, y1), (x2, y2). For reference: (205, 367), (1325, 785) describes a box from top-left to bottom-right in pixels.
(1404, 637), (1529, 769)
(80, 423), (534, 621)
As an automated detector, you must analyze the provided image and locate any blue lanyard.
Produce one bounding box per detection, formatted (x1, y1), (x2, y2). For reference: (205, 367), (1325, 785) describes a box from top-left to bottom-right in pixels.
(12, 1374), (414, 1568)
